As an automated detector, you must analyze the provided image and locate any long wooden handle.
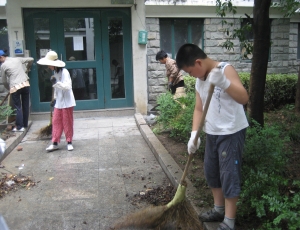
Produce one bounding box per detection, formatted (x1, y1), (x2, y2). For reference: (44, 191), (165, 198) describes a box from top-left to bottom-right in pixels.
(180, 84), (215, 184)
(0, 93), (10, 106)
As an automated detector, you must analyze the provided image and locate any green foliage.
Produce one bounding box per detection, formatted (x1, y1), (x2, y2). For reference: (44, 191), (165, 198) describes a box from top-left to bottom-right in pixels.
(0, 105), (15, 121)
(239, 72), (298, 110)
(238, 121), (300, 229)
(288, 122), (300, 143)
(183, 75), (196, 93)
(156, 91), (195, 142)
(272, 0), (300, 18)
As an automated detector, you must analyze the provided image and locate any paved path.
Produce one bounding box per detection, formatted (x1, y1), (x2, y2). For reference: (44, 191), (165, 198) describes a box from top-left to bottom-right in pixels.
(0, 116), (171, 230)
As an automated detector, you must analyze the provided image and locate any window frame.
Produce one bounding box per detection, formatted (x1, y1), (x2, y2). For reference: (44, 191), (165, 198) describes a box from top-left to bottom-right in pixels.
(159, 18), (204, 59)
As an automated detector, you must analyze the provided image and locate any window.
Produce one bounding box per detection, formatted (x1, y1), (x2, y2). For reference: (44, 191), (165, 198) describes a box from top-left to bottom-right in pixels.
(240, 18), (254, 60)
(0, 20), (8, 56)
(297, 24), (300, 59)
(240, 18), (272, 61)
(160, 18), (204, 58)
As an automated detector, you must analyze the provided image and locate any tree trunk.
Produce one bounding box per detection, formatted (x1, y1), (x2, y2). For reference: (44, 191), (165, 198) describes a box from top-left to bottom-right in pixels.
(247, 0), (272, 126)
(296, 66), (300, 113)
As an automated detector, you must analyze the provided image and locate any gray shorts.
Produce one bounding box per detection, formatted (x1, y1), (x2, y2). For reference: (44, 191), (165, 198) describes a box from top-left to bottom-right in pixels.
(204, 128), (246, 198)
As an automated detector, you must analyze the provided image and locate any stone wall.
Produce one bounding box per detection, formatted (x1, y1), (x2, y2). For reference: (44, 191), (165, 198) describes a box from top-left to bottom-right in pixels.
(146, 17), (300, 108)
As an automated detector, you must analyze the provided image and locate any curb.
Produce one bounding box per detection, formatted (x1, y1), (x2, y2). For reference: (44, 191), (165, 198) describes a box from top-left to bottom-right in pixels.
(0, 121), (33, 163)
(134, 113), (218, 230)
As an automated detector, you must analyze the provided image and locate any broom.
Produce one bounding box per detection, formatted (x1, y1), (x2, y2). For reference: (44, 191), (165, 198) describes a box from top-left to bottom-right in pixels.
(113, 84), (215, 230)
(37, 88), (54, 138)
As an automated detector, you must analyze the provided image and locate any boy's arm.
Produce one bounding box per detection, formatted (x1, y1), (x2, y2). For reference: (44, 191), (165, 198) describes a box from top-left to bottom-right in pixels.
(187, 90), (203, 154)
(192, 91), (203, 131)
(223, 66), (248, 105)
(209, 66), (248, 105)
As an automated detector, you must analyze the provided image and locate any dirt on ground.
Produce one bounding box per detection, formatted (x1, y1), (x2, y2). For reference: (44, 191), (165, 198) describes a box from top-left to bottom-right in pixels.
(0, 173), (36, 199)
(153, 132), (214, 209)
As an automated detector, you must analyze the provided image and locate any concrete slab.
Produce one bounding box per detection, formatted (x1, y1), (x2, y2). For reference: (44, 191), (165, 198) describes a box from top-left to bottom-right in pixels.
(0, 113), (217, 230)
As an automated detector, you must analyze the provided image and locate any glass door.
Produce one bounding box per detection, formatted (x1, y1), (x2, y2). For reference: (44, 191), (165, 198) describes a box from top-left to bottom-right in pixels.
(57, 11), (104, 110)
(24, 8), (133, 112)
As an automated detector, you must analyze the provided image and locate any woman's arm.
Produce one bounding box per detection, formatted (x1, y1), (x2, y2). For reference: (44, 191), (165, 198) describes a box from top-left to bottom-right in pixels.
(53, 69), (72, 90)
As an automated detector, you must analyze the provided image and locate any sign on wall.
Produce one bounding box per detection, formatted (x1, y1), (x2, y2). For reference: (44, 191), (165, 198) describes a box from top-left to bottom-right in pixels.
(111, 0), (134, 4)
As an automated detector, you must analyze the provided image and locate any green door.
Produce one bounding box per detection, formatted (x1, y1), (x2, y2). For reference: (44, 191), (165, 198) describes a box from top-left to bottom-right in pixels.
(24, 8), (133, 112)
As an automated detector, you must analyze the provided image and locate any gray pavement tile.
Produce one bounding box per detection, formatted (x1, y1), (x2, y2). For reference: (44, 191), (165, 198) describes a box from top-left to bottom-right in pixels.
(98, 187), (128, 205)
(0, 116), (175, 230)
(98, 137), (116, 146)
(112, 117), (135, 127)
(97, 127), (115, 139)
(112, 126), (141, 137)
(73, 129), (99, 140)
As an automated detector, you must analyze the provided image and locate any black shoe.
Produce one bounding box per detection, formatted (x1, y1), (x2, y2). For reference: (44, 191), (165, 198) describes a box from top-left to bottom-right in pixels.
(199, 208), (224, 222)
(217, 221), (235, 230)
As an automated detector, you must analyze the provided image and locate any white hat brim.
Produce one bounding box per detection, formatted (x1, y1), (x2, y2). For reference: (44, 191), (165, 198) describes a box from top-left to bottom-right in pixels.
(37, 58), (65, 67)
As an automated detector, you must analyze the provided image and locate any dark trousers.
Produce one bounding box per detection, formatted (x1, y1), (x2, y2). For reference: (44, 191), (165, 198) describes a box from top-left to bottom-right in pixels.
(11, 86), (30, 129)
(170, 80), (185, 94)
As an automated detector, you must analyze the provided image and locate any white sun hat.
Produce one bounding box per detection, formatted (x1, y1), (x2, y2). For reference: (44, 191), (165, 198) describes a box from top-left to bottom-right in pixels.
(37, 51), (65, 67)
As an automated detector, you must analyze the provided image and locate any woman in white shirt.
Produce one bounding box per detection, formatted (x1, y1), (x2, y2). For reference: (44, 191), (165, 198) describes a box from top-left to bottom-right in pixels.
(37, 51), (76, 151)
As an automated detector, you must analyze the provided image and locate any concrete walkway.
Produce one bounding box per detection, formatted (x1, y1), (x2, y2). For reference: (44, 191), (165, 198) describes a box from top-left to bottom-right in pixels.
(0, 114), (217, 230)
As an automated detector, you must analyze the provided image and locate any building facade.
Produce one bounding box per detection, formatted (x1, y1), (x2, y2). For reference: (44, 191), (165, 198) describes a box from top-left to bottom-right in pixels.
(145, 0), (300, 107)
(2, 0), (300, 113)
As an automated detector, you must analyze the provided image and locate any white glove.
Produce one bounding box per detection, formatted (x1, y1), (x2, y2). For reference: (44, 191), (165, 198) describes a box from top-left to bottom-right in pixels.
(187, 131), (201, 155)
(208, 68), (231, 90)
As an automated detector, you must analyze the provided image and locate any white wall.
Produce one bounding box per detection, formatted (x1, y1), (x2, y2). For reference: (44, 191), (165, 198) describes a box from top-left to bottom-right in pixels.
(131, 0), (148, 114)
(5, 0), (148, 114)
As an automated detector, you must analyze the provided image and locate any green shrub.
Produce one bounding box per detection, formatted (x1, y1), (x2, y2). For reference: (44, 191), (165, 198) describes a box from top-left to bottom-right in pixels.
(239, 73), (298, 110)
(238, 121), (300, 229)
(156, 91), (195, 142)
(0, 105), (15, 121)
(183, 75), (196, 93)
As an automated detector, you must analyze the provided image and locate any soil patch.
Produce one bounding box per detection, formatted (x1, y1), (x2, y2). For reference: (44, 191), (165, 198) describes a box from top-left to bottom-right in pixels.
(152, 131), (214, 209)
(0, 173), (36, 199)
(128, 185), (176, 207)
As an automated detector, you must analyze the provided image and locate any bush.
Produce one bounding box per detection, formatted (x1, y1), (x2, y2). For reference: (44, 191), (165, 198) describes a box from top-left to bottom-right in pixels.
(0, 105), (15, 121)
(183, 75), (196, 93)
(156, 91), (195, 142)
(239, 73), (298, 110)
(238, 121), (300, 229)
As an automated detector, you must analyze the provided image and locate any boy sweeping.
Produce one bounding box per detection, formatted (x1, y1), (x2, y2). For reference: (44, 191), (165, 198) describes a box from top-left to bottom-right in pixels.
(176, 43), (249, 230)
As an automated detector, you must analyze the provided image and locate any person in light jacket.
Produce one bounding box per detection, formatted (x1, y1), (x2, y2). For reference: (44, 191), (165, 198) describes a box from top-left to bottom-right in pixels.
(0, 49), (33, 132)
(37, 51), (76, 152)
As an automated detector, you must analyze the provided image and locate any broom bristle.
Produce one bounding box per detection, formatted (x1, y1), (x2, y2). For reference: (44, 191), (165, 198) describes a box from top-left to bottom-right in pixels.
(37, 125), (52, 138)
(113, 205), (167, 229)
(112, 200), (203, 230)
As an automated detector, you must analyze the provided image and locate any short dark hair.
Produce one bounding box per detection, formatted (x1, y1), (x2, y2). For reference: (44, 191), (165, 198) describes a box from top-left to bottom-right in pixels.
(176, 43), (207, 69)
(156, 50), (168, 61)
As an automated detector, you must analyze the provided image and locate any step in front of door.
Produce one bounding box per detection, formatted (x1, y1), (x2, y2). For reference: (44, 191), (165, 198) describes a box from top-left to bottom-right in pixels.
(30, 108), (135, 121)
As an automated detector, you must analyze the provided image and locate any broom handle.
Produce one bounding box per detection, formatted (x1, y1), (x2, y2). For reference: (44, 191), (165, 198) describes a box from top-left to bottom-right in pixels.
(0, 92), (10, 106)
(180, 84), (215, 184)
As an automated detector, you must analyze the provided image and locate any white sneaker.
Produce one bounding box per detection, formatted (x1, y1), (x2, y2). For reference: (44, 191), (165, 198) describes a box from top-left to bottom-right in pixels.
(12, 127), (25, 132)
(46, 144), (59, 152)
(67, 144), (73, 151)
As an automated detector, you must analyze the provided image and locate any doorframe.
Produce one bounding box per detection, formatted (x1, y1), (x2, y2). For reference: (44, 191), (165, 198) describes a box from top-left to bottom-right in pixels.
(24, 8), (134, 112)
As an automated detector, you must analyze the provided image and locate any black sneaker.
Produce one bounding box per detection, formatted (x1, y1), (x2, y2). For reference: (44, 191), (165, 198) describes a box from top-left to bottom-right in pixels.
(217, 221), (235, 230)
(199, 208), (224, 222)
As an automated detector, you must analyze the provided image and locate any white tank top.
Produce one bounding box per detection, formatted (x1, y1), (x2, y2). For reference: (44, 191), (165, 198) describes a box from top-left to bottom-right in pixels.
(195, 62), (249, 135)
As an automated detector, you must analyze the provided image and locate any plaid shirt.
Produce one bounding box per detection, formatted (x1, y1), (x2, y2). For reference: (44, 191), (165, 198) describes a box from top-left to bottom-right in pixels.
(165, 57), (183, 85)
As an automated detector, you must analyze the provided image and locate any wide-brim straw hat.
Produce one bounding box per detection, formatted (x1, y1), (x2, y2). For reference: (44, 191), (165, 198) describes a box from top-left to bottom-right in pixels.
(37, 51), (65, 67)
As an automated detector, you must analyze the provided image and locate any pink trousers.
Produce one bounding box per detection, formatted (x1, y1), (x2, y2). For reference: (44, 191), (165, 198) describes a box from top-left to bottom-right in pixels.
(52, 107), (74, 143)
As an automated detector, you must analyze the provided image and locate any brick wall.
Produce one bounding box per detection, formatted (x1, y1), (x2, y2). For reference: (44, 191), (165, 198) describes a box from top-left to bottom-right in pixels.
(146, 17), (300, 108)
